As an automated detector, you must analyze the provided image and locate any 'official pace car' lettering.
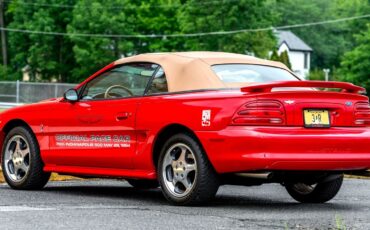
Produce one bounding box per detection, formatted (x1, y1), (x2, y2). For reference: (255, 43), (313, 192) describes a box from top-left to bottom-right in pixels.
(55, 134), (131, 148)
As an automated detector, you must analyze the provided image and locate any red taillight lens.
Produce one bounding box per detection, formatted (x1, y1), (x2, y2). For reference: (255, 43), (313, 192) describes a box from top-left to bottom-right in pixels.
(354, 102), (370, 126)
(231, 100), (286, 126)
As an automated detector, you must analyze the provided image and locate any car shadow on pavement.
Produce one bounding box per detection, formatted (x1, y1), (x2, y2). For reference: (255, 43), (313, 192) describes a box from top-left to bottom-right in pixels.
(36, 182), (356, 211)
(211, 194), (353, 211)
(44, 184), (168, 204)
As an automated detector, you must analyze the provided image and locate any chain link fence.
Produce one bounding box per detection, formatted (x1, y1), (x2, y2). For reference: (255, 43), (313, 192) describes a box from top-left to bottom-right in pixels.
(0, 81), (76, 108)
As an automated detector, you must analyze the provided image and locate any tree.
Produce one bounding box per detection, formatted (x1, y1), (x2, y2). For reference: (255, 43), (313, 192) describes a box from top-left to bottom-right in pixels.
(68, 0), (279, 81)
(68, 0), (137, 82)
(338, 24), (370, 95)
(177, 0), (278, 58)
(7, 0), (77, 82)
(269, 50), (291, 69)
(133, 0), (183, 53)
(0, 0), (8, 67)
(279, 50), (291, 69)
(269, 50), (280, 61)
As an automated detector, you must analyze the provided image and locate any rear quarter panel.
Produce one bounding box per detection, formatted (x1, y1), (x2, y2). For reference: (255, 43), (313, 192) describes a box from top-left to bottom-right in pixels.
(135, 90), (253, 170)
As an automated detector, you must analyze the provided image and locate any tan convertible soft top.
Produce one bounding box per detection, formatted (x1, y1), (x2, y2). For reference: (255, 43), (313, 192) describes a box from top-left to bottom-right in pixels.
(114, 52), (291, 92)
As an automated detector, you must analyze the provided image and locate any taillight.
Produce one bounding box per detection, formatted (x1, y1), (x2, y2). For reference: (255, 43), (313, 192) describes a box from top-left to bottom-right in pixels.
(354, 101), (370, 126)
(231, 100), (286, 126)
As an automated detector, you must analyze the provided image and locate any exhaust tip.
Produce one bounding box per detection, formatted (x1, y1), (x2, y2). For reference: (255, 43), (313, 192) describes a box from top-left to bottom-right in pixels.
(235, 172), (273, 180)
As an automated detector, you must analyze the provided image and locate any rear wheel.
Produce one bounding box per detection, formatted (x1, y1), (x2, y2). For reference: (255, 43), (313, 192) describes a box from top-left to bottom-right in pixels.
(157, 133), (219, 205)
(285, 174), (343, 203)
(1, 126), (50, 190)
(127, 179), (159, 189)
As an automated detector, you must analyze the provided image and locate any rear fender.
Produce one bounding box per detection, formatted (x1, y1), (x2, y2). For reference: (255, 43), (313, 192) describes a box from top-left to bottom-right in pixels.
(0, 131), (4, 162)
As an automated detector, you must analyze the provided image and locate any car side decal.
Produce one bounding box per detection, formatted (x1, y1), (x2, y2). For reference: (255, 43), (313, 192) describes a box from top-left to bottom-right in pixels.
(54, 134), (131, 148)
(201, 110), (211, 127)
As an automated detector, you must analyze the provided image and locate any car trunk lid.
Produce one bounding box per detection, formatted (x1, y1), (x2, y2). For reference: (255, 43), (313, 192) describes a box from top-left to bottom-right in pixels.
(240, 81), (369, 127)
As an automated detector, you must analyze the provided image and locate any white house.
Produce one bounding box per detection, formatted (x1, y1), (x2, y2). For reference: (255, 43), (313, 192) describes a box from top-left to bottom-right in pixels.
(275, 30), (313, 79)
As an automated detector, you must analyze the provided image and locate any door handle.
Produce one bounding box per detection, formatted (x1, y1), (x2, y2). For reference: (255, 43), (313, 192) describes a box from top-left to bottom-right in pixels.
(116, 112), (131, 121)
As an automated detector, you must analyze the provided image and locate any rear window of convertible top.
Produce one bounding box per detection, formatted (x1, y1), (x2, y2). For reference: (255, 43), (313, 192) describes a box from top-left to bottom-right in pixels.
(211, 64), (300, 84)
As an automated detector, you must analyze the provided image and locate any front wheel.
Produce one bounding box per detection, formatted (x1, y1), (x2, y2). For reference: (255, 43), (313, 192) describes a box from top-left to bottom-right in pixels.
(1, 126), (50, 190)
(285, 174), (343, 203)
(157, 133), (219, 206)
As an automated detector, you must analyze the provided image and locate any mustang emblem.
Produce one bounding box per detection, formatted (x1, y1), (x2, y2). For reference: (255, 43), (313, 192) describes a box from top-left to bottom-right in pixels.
(284, 100), (295, 105)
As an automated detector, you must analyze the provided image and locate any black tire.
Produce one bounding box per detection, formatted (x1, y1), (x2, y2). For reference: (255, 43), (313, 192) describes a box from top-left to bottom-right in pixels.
(127, 179), (159, 189)
(1, 126), (50, 190)
(157, 133), (219, 206)
(285, 174), (343, 203)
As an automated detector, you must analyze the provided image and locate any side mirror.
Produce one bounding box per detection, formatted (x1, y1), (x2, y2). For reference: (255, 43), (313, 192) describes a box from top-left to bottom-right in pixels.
(63, 89), (79, 102)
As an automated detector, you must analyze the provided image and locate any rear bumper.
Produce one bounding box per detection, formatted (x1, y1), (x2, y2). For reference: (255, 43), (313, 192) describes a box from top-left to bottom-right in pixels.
(196, 126), (370, 173)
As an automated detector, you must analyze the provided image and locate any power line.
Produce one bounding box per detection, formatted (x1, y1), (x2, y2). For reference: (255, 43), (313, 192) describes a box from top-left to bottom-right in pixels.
(0, 14), (369, 38)
(4, 0), (241, 9)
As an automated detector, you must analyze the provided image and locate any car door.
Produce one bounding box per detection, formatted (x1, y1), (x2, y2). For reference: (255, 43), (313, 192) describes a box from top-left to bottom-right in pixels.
(47, 63), (159, 169)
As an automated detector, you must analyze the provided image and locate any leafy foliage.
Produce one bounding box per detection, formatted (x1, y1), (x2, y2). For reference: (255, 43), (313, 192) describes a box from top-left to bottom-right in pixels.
(6, 0), (77, 82)
(0, 0), (369, 87)
(338, 24), (370, 95)
(269, 50), (280, 62)
(270, 50), (292, 69)
(279, 51), (291, 69)
(178, 0), (277, 57)
(134, 0), (183, 53)
(308, 69), (325, 81)
(67, 0), (136, 81)
(269, 50), (291, 69)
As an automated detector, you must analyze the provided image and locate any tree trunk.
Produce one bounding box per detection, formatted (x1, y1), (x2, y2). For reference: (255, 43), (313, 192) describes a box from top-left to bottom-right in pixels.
(0, 0), (8, 67)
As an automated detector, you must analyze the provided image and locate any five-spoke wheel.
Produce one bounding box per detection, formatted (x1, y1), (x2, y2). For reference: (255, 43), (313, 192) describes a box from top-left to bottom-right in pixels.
(1, 126), (50, 190)
(158, 133), (219, 205)
(3, 135), (31, 182)
(162, 143), (197, 198)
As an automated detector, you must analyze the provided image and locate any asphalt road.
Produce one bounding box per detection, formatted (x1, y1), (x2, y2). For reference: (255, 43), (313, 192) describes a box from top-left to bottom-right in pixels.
(0, 179), (369, 230)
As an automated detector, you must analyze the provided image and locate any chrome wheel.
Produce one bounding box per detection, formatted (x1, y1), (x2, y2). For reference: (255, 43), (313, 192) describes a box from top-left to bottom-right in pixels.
(158, 133), (219, 205)
(162, 143), (197, 198)
(3, 135), (31, 182)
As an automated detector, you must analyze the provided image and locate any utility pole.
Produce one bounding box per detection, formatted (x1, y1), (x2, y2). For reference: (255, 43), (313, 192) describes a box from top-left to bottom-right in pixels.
(0, 0), (8, 67)
(323, 69), (330, 81)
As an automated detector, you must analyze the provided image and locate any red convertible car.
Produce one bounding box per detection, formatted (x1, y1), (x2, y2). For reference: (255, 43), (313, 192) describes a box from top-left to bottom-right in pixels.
(1, 52), (369, 205)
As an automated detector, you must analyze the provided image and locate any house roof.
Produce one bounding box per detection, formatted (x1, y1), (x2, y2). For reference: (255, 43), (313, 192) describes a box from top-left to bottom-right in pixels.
(276, 30), (313, 52)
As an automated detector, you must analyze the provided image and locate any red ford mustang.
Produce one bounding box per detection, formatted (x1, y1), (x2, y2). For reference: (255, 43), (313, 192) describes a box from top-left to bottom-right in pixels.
(1, 52), (369, 205)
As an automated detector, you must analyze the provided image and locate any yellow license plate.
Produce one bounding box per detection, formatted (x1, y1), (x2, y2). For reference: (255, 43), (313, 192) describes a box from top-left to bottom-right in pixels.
(303, 109), (330, 128)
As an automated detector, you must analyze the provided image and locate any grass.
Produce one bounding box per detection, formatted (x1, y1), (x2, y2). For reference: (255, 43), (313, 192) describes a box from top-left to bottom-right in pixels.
(283, 215), (347, 229)
(335, 214), (347, 230)
(344, 171), (370, 179)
